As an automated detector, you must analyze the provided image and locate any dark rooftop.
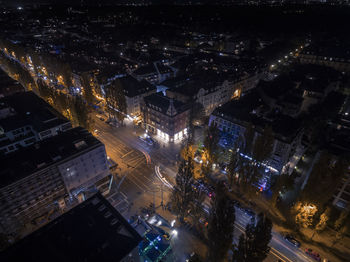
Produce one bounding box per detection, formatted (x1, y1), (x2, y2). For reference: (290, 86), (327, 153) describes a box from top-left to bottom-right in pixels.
(212, 91), (302, 141)
(144, 92), (189, 116)
(133, 63), (156, 76)
(0, 192), (142, 262)
(119, 75), (156, 98)
(0, 127), (102, 188)
(0, 68), (24, 97)
(0, 91), (69, 132)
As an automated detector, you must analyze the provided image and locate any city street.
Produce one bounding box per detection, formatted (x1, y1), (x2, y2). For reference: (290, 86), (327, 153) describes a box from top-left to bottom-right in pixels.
(92, 115), (332, 262)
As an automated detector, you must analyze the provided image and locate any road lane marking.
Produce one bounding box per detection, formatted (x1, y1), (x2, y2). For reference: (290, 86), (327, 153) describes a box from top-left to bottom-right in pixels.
(270, 249), (288, 262)
(127, 170), (152, 191)
(121, 150), (134, 159)
(271, 247), (293, 262)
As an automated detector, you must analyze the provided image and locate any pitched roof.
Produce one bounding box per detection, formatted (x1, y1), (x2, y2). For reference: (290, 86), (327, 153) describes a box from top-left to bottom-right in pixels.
(118, 75), (156, 98)
(143, 92), (189, 117)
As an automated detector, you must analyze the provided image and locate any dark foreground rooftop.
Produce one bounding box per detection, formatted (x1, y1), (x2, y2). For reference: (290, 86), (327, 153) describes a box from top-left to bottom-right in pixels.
(0, 192), (142, 262)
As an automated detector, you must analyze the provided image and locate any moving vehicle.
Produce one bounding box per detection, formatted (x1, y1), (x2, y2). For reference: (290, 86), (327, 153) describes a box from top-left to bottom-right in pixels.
(305, 248), (321, 261)
(284, 234), (301, 248)
(138, 134), (155, 146)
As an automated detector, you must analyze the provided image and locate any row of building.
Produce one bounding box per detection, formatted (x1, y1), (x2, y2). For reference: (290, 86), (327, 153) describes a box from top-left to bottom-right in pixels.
(0, 92), (112, 237)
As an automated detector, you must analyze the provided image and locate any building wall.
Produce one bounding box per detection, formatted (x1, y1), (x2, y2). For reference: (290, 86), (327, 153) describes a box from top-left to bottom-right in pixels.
(125, 89), (156, 117)
(0, 122), (72, 155)
(333, 171), (350, 210)
(299, 54), (350, 72)
(143, 106), (189, 142)
(57, 144), (109, 194)
(0, 143), (110, 235)
(0, 165), (67, 234)
(166, 73), (261, 116)
(209, 114), (301, 173)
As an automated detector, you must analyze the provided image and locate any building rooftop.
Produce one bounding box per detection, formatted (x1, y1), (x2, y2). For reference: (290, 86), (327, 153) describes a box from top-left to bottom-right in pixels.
(0, 68), (24, 98)
(0, 127), (102, 188)
(212, 91), (302, 141)
(0, 91), (70, 133)
(119, 75), (156, 98)
(143, 92), (189, 117)
(0, 192), (142, 262)
(133, 63), (157, 76)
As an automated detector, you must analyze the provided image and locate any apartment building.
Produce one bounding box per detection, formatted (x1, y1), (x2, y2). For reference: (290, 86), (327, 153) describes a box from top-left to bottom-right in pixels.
(142, 93), (190, 143)
(0, 127), (110, 235)
(0, 92), (72, 155)
(209, 91), (303, 173)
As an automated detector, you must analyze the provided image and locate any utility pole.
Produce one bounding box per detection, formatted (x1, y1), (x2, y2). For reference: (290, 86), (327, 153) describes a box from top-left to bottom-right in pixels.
(161, 184), (164, 208)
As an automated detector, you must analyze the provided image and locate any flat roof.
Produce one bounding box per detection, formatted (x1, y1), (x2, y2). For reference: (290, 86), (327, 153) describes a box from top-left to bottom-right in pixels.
(0, 192), (142, 262)
(0, 127), (102, 188)
(0, 91), (70, 132)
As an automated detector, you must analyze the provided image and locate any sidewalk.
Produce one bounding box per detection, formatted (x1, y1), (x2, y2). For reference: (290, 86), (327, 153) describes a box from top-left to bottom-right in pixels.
(119, 184), (207, 262)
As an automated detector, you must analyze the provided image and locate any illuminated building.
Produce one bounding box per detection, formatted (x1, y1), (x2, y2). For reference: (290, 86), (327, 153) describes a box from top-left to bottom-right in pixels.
(142, 93), (190, 143)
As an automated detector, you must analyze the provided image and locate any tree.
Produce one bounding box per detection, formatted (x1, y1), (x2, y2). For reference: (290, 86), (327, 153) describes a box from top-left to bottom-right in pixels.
(189, 187), (206, 232)
(71, 96), (91, 130)
(334, 210), (349, 231)
(233, 213), (272, 262)
(294, 202), (318, 229)
(105, 79), (127, 122)
(203, 123), (220, 164)
(59, 63), (73, 88)
(207, 183), (235, 262)
(233, 234), (247, 262)
(81, 72), (94, 105)
(312, 207), (331, 239)
(301, 153), (348, 207)
(270, 173), (295, 207)
(252, 126), (274, 164)
(242, 123), (255, 155)
(227, 147), (241, 188)
(332, 223), (349, 247)
(37, 79), (53, 99)
(171, 157), (196, 222)
(238, 158), (257, 197)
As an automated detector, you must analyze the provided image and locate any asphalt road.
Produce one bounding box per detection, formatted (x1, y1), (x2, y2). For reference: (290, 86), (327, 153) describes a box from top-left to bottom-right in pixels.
(233, 207), (316, 262)
(93, 116), (327, 262)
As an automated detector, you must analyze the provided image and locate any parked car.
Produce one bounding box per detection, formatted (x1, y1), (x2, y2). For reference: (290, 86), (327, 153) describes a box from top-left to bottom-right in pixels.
(284, 234), (301, 248)
(305, 248), (321, 261)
